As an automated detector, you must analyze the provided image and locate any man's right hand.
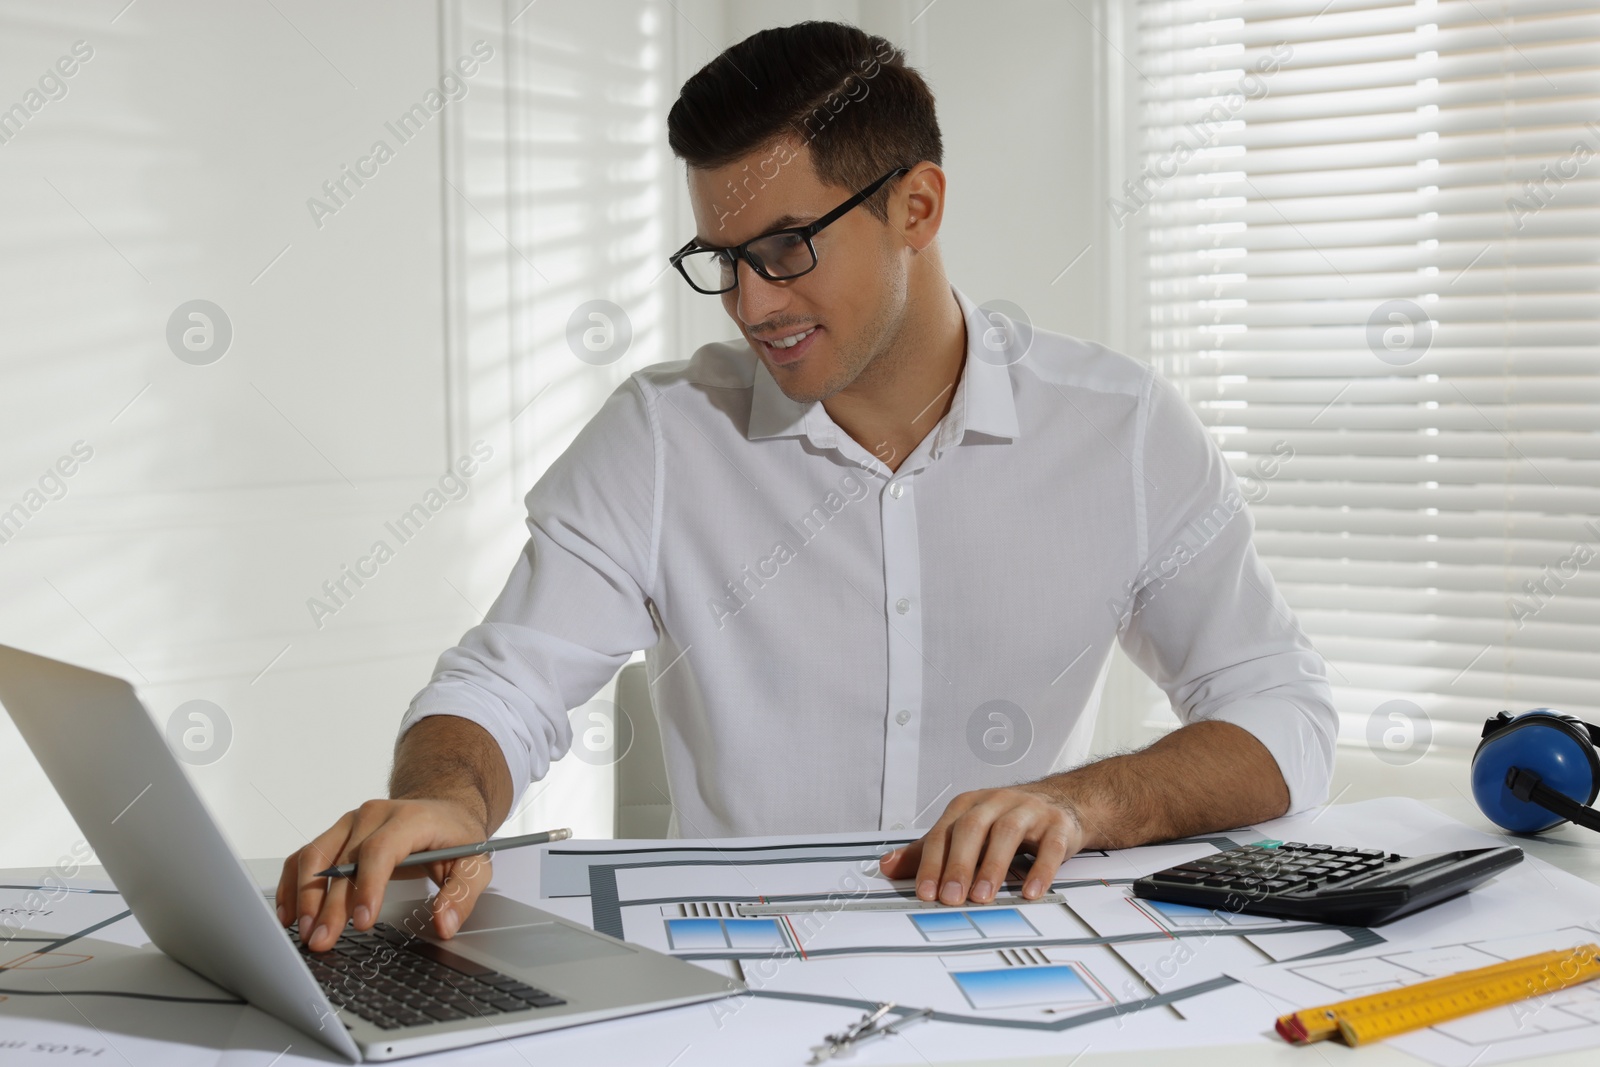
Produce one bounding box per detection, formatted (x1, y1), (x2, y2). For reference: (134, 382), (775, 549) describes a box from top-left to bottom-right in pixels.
(275, 797), (494, 954)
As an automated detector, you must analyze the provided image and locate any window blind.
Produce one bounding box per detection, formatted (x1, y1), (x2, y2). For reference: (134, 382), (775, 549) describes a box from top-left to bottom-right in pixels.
(1125, 0), (1600, 751)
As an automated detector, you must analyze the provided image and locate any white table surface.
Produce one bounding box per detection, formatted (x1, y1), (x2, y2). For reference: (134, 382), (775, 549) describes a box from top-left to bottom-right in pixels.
(5, 795), (1598, 1067)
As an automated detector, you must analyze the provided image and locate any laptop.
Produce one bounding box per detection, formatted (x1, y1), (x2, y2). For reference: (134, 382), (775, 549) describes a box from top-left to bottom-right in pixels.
(0, 644), (742, 1061)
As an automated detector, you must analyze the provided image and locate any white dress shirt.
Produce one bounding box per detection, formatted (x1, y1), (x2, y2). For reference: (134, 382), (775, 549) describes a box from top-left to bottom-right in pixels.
(401, 284), (1337, 838)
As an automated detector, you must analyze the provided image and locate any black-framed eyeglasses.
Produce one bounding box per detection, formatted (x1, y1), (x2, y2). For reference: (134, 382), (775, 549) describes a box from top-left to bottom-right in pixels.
(669, 166), (911, 295)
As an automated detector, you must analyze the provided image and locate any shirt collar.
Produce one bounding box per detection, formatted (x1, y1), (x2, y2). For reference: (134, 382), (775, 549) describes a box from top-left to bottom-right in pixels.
(746, 283), (1021, 449)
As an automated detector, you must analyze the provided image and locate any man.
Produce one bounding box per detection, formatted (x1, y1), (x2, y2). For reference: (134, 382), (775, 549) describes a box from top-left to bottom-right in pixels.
(278, 21), (1336, 954)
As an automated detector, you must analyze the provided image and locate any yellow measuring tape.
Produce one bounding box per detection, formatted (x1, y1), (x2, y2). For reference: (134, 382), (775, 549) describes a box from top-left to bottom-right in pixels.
(1277, 943), (1600, 1046)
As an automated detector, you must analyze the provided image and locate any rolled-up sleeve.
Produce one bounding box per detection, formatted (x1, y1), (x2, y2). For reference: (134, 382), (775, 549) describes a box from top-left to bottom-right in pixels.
(1115, 370), (1338, 815)
(399, 376), (661, 817)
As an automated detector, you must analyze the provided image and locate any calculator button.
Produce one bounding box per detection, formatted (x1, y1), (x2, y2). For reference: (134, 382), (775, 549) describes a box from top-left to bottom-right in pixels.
(1160, 870), (1208, 884)
(1356, 848), (1385, 857)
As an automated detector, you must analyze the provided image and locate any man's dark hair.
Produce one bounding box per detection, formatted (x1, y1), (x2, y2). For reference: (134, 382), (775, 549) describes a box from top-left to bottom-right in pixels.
(667, 21), (942, 224)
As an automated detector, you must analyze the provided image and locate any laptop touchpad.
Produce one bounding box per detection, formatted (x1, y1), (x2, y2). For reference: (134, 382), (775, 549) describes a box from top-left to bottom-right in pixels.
(453, 923), (633, 970)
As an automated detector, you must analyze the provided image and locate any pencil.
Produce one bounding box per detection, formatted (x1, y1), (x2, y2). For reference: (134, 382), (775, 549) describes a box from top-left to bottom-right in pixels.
(313, 827), (572, 879)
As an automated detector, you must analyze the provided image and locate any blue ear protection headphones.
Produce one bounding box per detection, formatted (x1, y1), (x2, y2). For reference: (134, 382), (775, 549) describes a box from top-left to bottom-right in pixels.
(1472, 709), (1600, 834)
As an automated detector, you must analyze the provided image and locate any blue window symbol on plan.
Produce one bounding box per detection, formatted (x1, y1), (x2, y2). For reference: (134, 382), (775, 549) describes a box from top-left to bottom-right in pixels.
(970, 909), (1036, 938)
(910, 908), (1039, 942)
(666, 917), (786, 951)
(665, 918), (727, 950)
(951, 965), (1103, 1011)
(725, 918), (786, 949)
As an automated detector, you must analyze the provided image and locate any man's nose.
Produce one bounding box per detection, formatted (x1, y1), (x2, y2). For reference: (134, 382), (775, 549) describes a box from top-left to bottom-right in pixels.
(732, 258), (790, 328)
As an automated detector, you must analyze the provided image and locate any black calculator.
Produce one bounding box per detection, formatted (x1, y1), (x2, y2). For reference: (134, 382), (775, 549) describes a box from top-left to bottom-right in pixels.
(1131, 840), (1524, 927)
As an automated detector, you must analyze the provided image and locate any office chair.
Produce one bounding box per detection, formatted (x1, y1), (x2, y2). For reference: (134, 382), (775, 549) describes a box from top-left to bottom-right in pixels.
(613, 661), (673, 838)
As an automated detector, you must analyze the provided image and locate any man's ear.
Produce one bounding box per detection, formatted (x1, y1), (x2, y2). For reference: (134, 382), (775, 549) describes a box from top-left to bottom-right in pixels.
(895, 161), (946, 253)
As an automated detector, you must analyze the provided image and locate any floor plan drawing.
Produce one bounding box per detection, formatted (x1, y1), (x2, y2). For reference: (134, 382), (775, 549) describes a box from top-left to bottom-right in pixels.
(537, 832), (1386, 1042)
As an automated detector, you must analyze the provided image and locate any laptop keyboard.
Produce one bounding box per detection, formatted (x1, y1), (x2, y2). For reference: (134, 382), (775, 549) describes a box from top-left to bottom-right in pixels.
(289, 921), (567, 1031)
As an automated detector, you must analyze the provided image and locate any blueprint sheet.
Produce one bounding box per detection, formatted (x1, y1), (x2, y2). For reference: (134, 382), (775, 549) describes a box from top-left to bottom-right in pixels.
(0, 797), (1595, 1065)
(521, 797), (1600, 1065)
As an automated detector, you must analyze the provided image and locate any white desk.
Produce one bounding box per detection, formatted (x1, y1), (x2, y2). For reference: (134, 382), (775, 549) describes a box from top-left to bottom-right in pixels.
(3, 797), (1598, 1067)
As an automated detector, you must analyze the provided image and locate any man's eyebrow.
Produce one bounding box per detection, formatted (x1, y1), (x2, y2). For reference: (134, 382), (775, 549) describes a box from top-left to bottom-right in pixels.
(693, 213), (816, 251)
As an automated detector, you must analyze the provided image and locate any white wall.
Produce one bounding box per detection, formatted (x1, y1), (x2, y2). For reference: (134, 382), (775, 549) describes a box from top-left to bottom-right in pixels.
(1, 0), (505, 867)
(0, 0), (735, 868)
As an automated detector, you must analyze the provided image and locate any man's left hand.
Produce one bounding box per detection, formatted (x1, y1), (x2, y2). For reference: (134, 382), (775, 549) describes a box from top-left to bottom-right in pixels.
(877, 785), (1087, 905)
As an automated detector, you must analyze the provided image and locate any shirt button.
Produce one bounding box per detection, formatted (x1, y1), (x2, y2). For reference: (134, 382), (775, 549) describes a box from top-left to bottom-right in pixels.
(889, 482), (904, 499)
(890, 822), (905, 830)
(895, 709), (911, 725)
(895, 598), (910, 614)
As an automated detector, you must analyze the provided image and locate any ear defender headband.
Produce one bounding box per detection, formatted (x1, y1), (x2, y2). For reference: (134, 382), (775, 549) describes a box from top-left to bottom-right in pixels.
(1471, 709), (1600, 834)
